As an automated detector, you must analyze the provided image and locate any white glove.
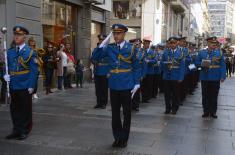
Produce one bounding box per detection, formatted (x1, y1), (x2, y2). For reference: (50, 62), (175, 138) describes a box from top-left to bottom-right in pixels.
(4, 74), (10, 82)
(131, 84), (140, 99)
(28, 88), (34, 94)
(99, 32), (112, 48)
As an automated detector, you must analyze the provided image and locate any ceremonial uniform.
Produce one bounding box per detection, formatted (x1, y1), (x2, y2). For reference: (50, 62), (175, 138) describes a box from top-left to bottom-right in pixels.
(130, 38), (143, 111)
(161, 37), (185, 114)
(91, 38), (110, 109)
(141, 48), (156, 102)
(96, 24), (141, 147)
(5, 26), (38, 140)
(195, 36), (226, 118)
(152, 47), (162, 98)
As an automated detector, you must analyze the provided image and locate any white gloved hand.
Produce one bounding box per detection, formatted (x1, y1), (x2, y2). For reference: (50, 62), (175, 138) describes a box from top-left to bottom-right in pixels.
(131, 84), (140, 99)
(28, 88), (34, 94)
(4, 74), (10, 82)
(99, 32), (113, 48)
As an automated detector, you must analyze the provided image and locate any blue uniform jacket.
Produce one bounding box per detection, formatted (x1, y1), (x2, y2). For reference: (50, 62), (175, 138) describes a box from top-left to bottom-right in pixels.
(153, 51), (161, 75)
(91, 47), (110, 76)
(145, 49), (157, 75)
(136, 48), (147, 78)
(95, 41), (141, 90)
(161, 47), (185, 81)
(8, 44), (39, 90)
(179, 47), (191, 75)
(195, 48), (226, 81)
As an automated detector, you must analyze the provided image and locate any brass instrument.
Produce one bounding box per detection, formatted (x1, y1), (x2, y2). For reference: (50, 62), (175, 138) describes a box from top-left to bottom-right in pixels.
(36, 48), (46, 57)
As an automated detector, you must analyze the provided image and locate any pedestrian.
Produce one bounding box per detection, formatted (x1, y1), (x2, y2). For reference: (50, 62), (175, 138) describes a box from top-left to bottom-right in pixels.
(195, 36), (226, 118)
(91, 34), (110, 109)
(43, 41), (58, 94)
(4, 25), (38, 140)
(56, 44), (67, 90)
(64, 42), (75, 88)
(75, 59), (84, 88)
(95, 24), (141, 148)
(161, 36), (185, 115)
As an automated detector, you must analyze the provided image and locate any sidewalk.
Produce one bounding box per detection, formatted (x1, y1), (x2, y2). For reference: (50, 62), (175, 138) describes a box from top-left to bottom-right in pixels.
(0, 79), (235, 155)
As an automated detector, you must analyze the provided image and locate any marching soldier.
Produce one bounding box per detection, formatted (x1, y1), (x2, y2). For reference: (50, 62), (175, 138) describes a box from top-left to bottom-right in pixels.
(91, 34), (110, 109)
(161, 37), (185, 114)
(141, 37), (156, 103)
(188, 42), (198, 94)
(95, 24), (141, 148)
(178, 37), (190, 103)
(152, 44), (162, 98)
(195, 36), (226, 118)
(4, 26), (38, 140)
(130, 38), (142, 112)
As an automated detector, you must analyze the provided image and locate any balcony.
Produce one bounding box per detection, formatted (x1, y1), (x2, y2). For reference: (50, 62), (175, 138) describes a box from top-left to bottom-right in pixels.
(170, 0), (188, 13)
(84, 0), (104, 5)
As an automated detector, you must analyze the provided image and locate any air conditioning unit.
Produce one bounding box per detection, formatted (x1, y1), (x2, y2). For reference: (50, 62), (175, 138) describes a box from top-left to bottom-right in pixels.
(84, 0), (104, 5)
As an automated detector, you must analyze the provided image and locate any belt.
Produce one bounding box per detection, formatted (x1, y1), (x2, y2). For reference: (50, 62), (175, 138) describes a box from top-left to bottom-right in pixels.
(10, 70), (30, 75)
(170, 66), (179, 69)
(97, 63), (108, 66)
(110, 69), (131, 73)
(209, 65), (220, 69)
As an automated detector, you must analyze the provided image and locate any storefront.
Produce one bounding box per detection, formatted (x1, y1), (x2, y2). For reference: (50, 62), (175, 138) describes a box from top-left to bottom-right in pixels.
(42, 0), (78, 57)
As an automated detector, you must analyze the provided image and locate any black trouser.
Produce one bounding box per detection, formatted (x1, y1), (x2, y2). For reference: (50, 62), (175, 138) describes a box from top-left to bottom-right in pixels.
(94, 75), (108, 107)
(141, 74), (154, 101)
(33, 73), (39, 94)
(164, 80), (180, 112)
(201, 81), (220, 114)
(10, 89), (32, 135)
(159, 72), (164, 93)
(45, 68), (54, 88)
(180, 75), (188, 102)
(76, 73), (83, 87)
(132, 88), (140, 109)
(110, 89), (132, 142)
(188, 73), (195, 93)
(152, 74), (160, 98)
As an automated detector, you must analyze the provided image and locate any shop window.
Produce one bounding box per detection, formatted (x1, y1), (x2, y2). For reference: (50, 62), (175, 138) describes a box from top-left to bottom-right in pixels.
(42, 0), (78, 57)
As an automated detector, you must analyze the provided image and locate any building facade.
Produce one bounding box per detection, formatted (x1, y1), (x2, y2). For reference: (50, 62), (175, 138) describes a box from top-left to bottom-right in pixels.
(0, 0), (111, 65)
(208, 0), (233, 38)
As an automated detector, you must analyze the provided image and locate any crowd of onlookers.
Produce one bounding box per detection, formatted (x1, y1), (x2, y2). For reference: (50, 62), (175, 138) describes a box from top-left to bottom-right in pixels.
(223, 47), (235, 77)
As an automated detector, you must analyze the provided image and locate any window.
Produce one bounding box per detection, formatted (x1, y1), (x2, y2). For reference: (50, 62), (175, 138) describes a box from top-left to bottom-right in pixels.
(41, 0), (78, 56)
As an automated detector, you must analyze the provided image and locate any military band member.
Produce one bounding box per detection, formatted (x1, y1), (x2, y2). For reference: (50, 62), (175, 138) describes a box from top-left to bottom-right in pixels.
(195, 36), (226, 118)
(141, 37), (156, 103)
(188, 42), (198, 94)
(161, 37), (185, 114)
(130, 38), (142, 112)
(178, 37), (190, 103)
(91, 34), (110, 109)
(4, 26), (38, 140)
(152, 44), (163, 98)
(95, 24), (141, 148)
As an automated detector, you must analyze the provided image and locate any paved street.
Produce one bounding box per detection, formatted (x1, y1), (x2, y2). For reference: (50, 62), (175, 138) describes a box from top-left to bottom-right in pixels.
(0, 78), (235, 155)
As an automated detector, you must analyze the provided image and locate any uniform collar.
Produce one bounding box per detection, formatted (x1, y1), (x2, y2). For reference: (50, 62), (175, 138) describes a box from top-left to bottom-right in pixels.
(117, 40), (126, 49)
(16, 43), (26, 52)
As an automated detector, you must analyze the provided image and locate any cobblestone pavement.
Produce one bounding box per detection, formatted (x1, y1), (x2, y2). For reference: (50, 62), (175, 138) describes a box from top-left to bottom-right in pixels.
(1, 78), (235, 155)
